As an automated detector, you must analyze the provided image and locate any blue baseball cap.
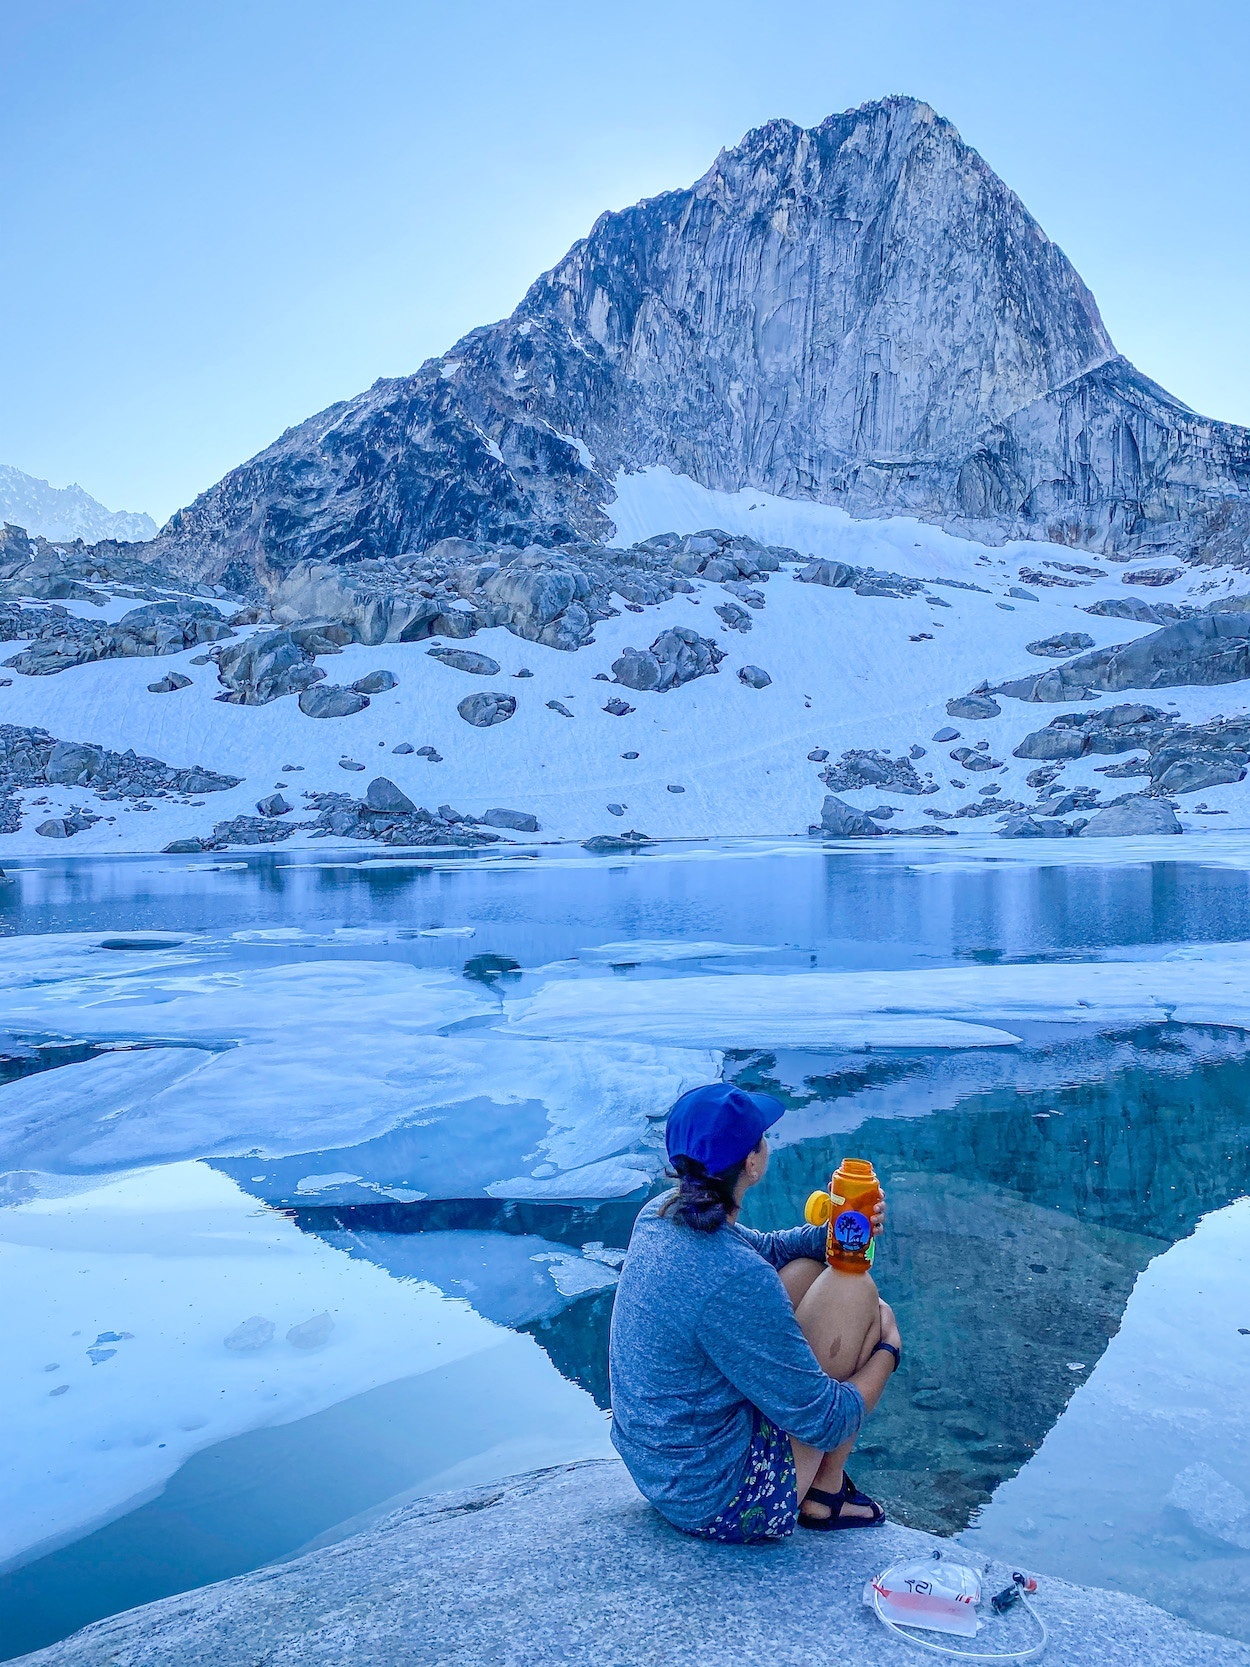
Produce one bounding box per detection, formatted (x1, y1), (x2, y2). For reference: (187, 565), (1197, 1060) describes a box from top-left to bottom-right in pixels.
(665, 1083), (785, 1174)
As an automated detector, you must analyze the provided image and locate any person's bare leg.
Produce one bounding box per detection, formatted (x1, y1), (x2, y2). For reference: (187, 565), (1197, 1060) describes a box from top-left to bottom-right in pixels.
(780, 1260), (881, 1521)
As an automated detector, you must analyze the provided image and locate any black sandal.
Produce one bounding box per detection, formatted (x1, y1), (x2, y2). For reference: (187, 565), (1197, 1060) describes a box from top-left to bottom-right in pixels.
(798, 1472), (886, 1530)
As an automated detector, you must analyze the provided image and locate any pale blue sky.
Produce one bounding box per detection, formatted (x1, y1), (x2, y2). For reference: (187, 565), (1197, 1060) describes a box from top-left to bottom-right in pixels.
(2, 0), (1247, 524)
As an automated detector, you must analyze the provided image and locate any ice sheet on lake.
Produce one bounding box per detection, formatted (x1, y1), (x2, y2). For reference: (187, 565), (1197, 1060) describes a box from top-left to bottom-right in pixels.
(963, 1197), (1250, 1638)
(0, 1029), (718, 1191)
(0, 1161), (514, 1568)
(508, 954), (1250, 1049)
(579, 939), (786, 963)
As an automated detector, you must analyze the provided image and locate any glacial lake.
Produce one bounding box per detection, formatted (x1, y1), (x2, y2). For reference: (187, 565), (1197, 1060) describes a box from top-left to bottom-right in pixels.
(2, 836), (1250, 1657)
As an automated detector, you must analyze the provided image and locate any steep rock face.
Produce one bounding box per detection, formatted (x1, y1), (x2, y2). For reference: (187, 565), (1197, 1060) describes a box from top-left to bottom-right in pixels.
(145, 97), (1250, 587)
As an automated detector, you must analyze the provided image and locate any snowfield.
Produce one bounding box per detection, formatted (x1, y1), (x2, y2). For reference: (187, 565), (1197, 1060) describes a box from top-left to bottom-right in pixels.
(4, 468), (1250, 855)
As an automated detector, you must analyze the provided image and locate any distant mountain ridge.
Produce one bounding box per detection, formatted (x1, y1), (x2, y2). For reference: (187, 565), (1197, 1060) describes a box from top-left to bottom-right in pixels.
(147, 96), (1250, 590)
(0, 464), (156, 546)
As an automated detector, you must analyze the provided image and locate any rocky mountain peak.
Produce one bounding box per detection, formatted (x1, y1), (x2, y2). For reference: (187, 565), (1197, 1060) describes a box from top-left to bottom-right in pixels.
(146, 97), (1250, 590)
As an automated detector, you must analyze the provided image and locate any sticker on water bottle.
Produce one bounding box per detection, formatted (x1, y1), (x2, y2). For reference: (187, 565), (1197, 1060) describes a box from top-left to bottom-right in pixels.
(833, 1209), (871, 1253)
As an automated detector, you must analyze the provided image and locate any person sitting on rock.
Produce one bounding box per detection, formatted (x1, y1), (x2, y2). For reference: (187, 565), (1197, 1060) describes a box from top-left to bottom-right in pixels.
(608, 1083), (900, 1542)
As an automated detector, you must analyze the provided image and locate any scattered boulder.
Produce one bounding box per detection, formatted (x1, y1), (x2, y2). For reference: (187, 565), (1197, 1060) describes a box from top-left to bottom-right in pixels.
(998, 816), (1076, 839)
(256, 793), (292, 817)
(392, 742), (415, 754)
(946, 692), (1001, 719)
(482, 809), (540, 832)
(162, 838), (212, 854)
(211, 814), (300, 846)
(997, 614), (1250, 702)
(1152, 753), (1248, 796)
(1008, 586), (1038, 602)
(814, 795), (883, 837)
(36, 817), (78, 838)
(737, 665), (771, 688)
(427, 647), (500, 676)
(582, 831), (654, 853)
(821, 750), (935, 796)
(351, 670), (399, 693)
(807, 748), (829, 762)
(666, 785), (685, 794)
(546, 700), (574, 717)
(1012, 703), (1170, 763)
(932, 727), (959, 742)
(457, 692), (516, 727)
(603, 698), (635, 716)
(796, 560), (856, 588)
(299, 684), (370, 719)
(1123, 568), (1184, 586)
(715, 602), (752, 632)
(1078, 796), (1183, 837)
(948, 747), (1003, 773)
(339, 758), (366, 771)
(612, 628), (725, 693)
(1026, 633), (1095, 659)
(215, 630), (324, 706)
(365, 778), (417, 815)
(1085, 596), (1190, 625)
(147, 671), (193, 693)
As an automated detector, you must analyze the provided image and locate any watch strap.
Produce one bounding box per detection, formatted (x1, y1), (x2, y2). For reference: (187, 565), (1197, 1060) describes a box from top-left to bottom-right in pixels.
(871, 1340), (900, 1371)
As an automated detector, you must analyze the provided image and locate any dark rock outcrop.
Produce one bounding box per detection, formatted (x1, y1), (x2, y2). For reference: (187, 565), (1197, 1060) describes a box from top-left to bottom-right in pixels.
(998, 615), (1250, 702)
(1078, 796), (1183, 836)
(298, 684), (370, 718)
(457, 692), (516, 727)
(1026, 632), (1094, 658)
(813, 794), (883, 836)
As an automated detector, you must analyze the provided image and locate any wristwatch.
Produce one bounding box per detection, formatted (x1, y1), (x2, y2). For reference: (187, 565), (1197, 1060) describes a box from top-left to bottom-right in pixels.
(871, 1341), (900, 1371)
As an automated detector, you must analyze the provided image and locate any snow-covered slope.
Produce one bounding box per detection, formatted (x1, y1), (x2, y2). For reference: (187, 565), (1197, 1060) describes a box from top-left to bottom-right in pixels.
(0, 465), (156, 545)
(4, 473), (1250, 853)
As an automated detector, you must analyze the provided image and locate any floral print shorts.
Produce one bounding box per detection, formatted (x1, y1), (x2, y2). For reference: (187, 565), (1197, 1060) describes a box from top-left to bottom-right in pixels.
(685, 1411), (799, 1544)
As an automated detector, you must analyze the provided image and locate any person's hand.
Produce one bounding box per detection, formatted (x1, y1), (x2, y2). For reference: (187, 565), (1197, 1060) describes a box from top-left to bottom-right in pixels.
(878, 1299), (901, 1353)
(871, 1190), (887, 1238)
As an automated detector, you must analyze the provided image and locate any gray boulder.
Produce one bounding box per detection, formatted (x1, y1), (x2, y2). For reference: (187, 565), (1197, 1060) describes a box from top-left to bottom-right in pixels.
(932, 727), (959, 742)
(45, 741), (105, 786)
(1152, 754), (1247, 796)
(946, 692), (1001, 719)
(1012, 727), (1088, 761)
(737, 665), (772, 688)
(546, 700), (574, 717)
(1026, 632), (1095, 658)
(1085, 596), (1187, 625)
(457, 692), (516, 727)
(482, 808), (540, 832)
(147, 671), (193, 693)
(352, 670), (399, 693)
(216, 631), (325, 706)
(797, 559), (856, 588)
(714, 602), (752, 632)
(299, 684), (370, 718)
(426, 648), (500, 676)
(815, 795), (883, 837)
(392, 742), (415, 754)
(582, 831), (654, 852)
(211, 814), (301, 846)
(998, 614), (1250, 702)
(35, 817), (77, 838)
(1078, 796), (1182, 836)
(1123, 567), (1183, 586)
(255, 793), (292, 817)
(612, 628), (725, 693)
(365, 777), (417, 814)
(998, 815), (1074, 838)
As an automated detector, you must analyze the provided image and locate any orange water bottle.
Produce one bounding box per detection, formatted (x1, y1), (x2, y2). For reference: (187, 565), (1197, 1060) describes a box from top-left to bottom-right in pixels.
(805, 1158), (881, 1274)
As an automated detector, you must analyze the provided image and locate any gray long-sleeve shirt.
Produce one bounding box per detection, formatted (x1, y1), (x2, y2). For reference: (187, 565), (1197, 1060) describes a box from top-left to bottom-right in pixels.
(608, 1196), (865, 1530)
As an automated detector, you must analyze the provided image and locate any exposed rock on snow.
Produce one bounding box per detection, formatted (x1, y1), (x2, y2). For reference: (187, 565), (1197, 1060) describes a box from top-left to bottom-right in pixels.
(737, 664), (771, 688)
(946, 692), (1002, 719)
(582, 831), (653, 852)
(1027, 632), (1095, 658)
(1078, 796), (1183, 837)
(214, 630), (324, 706)
(364, 777), (417, 815)
(457, 691), (516, 726)
(611, 628), (724, 692)
(1123, 567), (1184, 586)
(147, 671), (192, 693)
(998, 615), (1250, 702)
(814, 794), (883, 837)
(297, 684), (370, 718)
(482, 808), (540, 832)
(426, 647), (500, 675)
(820, 749), (934, 795)
(351, 669), (398, 693)
(4, 599), (233, 677)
